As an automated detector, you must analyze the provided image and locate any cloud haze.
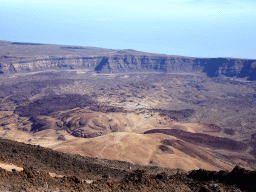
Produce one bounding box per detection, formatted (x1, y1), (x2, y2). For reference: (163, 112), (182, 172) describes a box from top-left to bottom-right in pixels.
(1, 0), (255, 58)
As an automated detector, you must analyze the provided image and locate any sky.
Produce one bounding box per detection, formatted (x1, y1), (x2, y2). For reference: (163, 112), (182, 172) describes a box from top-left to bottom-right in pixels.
(1, 0), (256, 59)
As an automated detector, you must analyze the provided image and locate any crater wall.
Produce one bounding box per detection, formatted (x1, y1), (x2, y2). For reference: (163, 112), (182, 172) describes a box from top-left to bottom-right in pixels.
(0, 41), (256, 80)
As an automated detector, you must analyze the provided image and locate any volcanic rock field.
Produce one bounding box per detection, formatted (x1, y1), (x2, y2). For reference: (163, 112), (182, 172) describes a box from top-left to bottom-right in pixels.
(1, 40), (256, 191)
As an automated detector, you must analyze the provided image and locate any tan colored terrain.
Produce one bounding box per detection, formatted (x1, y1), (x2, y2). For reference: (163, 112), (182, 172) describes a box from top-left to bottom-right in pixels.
(1, 41), (256, 172)
(0, 105), (253, 171)
(50, 132), (229, 171)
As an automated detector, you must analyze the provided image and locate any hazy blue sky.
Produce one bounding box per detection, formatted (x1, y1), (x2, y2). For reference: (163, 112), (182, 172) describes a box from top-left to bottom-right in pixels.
(1, 0), (256, 58)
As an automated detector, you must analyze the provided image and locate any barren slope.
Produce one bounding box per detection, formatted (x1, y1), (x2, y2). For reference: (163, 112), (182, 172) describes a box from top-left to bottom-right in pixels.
(1, 137), (256, 191)
(1, 41), (256, 173)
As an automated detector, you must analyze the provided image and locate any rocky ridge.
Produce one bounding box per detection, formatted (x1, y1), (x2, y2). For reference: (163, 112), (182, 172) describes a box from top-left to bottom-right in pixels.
(0, 40), (256, 80)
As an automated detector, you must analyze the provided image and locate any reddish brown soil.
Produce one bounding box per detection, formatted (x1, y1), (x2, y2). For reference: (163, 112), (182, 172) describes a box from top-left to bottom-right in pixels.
(161, 139), (223, 169)
(158, 145), (174, 154)
(144, 129), (248, 151)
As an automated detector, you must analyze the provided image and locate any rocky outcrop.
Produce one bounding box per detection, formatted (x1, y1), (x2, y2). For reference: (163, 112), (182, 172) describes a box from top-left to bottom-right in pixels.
(197, 58), (256, 80)
(96, 56), (256, 79)
(1, 40), (256, 80)
(0, 56), (103, 73)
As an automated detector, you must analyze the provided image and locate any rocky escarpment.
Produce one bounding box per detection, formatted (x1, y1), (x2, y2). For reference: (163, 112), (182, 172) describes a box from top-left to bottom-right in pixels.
(0, 40), (256, 80)
(0, 56), (103, 73)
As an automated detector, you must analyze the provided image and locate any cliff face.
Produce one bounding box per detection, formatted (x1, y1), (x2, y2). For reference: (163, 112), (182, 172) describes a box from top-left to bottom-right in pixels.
(0, 40), (256, 80)
(94, 56), (256, 79)
(0, 56), (103, 72)
(95, 56), (199, 73)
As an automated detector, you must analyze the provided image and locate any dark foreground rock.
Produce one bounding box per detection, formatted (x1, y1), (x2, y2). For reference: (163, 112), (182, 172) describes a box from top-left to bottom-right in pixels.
(0, 138), (255, 191)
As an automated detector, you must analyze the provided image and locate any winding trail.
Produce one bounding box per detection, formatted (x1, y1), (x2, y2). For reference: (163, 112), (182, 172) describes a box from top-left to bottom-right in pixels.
(99, 132), (129, 158)
(245, 146), (254, 159)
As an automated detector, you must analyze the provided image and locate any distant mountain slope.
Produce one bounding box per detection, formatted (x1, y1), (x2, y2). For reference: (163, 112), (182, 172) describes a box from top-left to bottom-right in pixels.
(0, 40), (256, 80)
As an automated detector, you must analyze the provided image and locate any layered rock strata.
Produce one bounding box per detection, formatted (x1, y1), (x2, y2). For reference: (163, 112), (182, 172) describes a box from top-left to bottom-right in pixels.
(0, 40), (256, 79)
